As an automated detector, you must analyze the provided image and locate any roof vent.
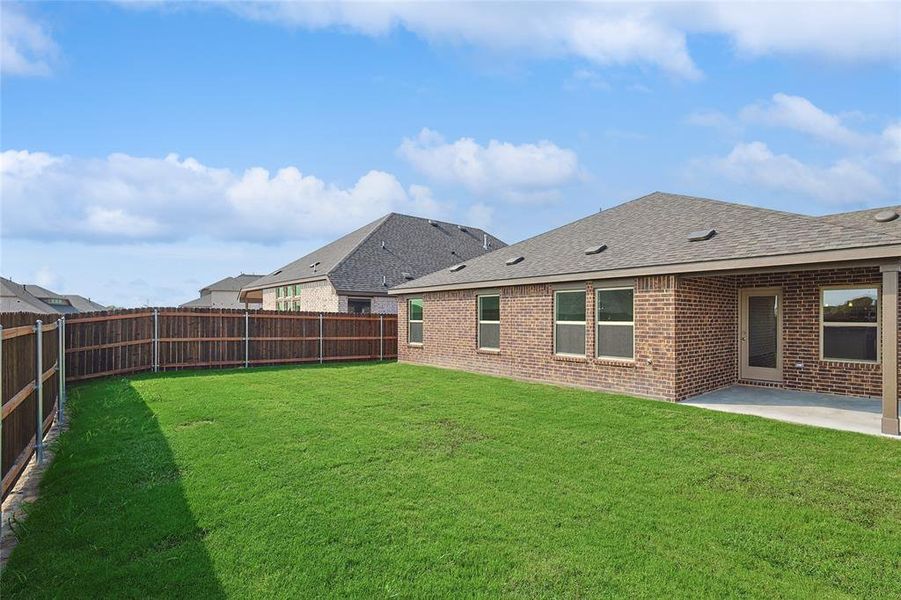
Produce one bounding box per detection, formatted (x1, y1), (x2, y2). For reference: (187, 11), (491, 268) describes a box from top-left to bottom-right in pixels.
(270, 269), (282, 276)
(401, 272), (414, 280)
(382, 275), (387, 286)
(309, 261), (320, 269)
(505, 256), (524, 266)
(428, 219), (438, 226)
(449, 263), (466, 273)
(457, 224), (467, 232)
(688, 229), (717, 242)
(584, 244), (607, 255)
(381, 241), (386, 249)
(874, 209), (899, 223)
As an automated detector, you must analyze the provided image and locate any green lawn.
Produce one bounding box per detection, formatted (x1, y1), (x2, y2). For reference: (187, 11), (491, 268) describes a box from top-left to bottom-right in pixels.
(2, 363), (899, 598)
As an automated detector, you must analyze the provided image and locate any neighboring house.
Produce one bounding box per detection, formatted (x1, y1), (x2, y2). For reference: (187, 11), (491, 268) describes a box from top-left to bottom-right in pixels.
(389, 192), (901, 435)
(181, 274), (264, 309)
(239, 213), (505, 314)
(1, 277), (106, 314)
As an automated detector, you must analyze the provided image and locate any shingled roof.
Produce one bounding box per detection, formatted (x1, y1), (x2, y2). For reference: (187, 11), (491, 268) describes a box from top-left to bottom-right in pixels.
(201, 274), (264, 293)
(241, 213), (505, 297)
(818, 205), (901, 235)
(391, 192), (901, 293)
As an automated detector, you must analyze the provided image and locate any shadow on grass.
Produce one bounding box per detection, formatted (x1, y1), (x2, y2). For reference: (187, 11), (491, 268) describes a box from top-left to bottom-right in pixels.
(0, 379), (226, 599)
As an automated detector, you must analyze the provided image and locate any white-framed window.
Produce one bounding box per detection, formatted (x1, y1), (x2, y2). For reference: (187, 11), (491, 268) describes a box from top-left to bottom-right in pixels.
(554, 290), (586, 356)
(596, 287), (634, 360)
(408, 298), (423, 345)
(821, 286), (879, 363)
(477, 294), (500, 350)
(276, 286), (284, 298)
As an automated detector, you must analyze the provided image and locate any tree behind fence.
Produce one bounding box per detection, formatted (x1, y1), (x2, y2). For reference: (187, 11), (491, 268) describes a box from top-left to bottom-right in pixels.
(1, 307), (398, 499)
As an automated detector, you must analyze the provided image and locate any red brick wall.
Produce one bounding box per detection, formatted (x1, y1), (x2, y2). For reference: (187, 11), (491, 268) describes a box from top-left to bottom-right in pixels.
(398, 265), (896, 403)
(397, 277), (678, 400)
(674, 276), (738, 400)
(734, 266), (884, 398)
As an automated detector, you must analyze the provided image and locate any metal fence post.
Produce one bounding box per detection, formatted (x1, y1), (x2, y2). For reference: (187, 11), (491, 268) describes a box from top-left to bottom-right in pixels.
(379, 314), (384, 361)
(58, 317), (65, 425)
(244, 311), (250, 368)
(153, 308), (159, 372)
(319, 313), (324, 364)
(34, 320), (44, 464)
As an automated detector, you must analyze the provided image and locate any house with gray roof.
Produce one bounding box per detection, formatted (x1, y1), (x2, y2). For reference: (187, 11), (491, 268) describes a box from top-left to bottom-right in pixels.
(181, 274), (264, 309)
(1, 277), (106, 314)
(389, 192), (901, 436)
(239, 213), (505, 314)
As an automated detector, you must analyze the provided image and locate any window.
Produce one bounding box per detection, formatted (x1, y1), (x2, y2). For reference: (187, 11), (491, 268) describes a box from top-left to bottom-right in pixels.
(294, 284), (302, 296)
(292, 301), (302, 311)
(478, 295), (500, 350)
(821, 287), (879, 362)
(408, 298), (423, 344)
(597, 287), (634, 360)
(276, 301), (285, 311)
(348, 298), (372, 314)
(276, 286), (283, 298)
(554, 290), (586, 356)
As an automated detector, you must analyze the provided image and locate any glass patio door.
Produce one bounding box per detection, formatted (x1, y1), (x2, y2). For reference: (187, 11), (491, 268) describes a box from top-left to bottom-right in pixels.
(739, 288), (783, 382)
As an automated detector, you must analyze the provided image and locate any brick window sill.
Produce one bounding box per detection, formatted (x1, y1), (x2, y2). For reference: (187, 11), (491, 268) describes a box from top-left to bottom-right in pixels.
(408, 343), (423, 349)
(476, 348), (500, 355)
(817, 359), (881, 370)
(592, 358), (637, 368)
(553, 354), (589, 363)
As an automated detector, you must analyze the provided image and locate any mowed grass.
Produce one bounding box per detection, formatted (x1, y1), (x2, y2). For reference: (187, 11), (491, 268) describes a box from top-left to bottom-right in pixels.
(2, 363), (899, 598)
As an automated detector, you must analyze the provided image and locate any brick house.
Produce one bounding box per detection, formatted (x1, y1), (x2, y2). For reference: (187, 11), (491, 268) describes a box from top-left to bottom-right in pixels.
(239, 213), (505, 314)
(390, 193), (901, 436)
(180, 274), (264, 309)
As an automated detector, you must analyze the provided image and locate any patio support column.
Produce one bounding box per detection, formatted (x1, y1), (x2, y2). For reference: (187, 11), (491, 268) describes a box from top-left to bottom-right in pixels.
(881, 262), (900, 436)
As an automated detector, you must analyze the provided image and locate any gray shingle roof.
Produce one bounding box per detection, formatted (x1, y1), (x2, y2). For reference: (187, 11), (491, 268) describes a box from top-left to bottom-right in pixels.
(1, 277), (55, 313)
(201, 274), (264, 293)
(818, 205), (901, 235)
(392, 192), (901, 291)
(180, 295), (214, 308)
(62, 294), (106, 312)
(1, 278), (105, 313)
(243, 213), (506, 295)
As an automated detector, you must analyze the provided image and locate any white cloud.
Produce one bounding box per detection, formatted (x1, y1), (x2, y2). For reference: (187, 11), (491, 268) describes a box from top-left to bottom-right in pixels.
(0, 3), (58, 76)
(685, 109), (742, 136)
(465, 202), (494, 230)
(699, 141), (887, 206)
(881, 122), (901, 164)
(0, 149), (442, 243)
(212, 2), (899, 79)
(398, 128), (581, 201)
(227, 3), (703, 79)
(703, 2), (900, 63)
(740, 93), (867, 147)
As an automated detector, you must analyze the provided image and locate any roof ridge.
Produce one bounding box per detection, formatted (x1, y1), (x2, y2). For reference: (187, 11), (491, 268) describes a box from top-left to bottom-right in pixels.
(327, 213), (395, 279)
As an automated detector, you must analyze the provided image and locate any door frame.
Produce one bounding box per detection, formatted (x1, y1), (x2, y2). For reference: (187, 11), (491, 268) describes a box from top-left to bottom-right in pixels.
(738, 287), (783, 382)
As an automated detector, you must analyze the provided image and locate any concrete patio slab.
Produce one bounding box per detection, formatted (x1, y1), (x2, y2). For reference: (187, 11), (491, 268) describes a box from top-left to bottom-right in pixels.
(682, 385), (898, 437)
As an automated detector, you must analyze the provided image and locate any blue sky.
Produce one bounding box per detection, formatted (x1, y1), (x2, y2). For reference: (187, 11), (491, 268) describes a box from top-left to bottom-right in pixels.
(2, 1), (899, 307)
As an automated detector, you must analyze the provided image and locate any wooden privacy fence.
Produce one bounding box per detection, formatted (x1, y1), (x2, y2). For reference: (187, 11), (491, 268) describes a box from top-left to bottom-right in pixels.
(1, 313), (64, 500)
(1, 307), (398, 498)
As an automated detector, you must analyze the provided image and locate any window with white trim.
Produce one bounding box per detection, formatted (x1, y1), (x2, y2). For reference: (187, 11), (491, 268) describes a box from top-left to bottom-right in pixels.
(554, 290), (586, 356)
(408, 298), (423, 344)
(477, 295), (500, 350)
(821, 287), (879, 362)
(596, 287), (634, 360)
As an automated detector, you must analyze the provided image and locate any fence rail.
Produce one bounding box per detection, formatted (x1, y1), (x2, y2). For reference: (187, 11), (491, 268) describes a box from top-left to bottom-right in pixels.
(0, 307), (398, 499)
